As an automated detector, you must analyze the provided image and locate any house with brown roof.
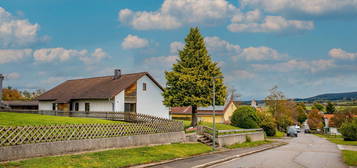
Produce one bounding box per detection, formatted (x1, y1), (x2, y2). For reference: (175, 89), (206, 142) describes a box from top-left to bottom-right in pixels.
(37, 69), (169, 119)
(170, 95), (238, 123)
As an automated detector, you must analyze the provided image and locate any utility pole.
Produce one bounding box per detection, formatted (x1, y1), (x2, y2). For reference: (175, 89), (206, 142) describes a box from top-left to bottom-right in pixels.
(0, 74), (4, 105)
(212, 76), (223, 151)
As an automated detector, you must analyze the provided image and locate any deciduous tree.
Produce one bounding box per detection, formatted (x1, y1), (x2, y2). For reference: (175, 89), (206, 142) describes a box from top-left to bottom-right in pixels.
(307, 109), (324, 130)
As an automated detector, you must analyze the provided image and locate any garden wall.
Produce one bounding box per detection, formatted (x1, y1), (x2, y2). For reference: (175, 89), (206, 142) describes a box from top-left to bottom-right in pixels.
(217, 132), (265, 147)
(0, 131), (186, 161)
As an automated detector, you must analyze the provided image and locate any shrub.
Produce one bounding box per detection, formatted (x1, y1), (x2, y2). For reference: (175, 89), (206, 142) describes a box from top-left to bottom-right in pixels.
(261, 121), (277, 136)
(257, 110), (277, 136)
(340, 119), (357, 141)
(231, 106), (259, 129)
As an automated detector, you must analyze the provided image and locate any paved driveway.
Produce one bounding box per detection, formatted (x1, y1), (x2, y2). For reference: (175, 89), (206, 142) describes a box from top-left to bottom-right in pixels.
(211, 133), (347, 168)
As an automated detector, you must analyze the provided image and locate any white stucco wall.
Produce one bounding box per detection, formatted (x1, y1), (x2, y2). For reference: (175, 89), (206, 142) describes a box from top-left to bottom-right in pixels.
(39, 101), (54, 110)
(114, 91), (124, 112)
(71, 100), (113, 112)
(136, 75), (169, 119)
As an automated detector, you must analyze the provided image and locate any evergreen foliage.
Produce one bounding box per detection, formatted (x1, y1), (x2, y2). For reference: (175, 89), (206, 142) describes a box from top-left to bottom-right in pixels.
(326, 102), (336, 114)
(231, 106), (259, 129)
(163, 27), (227, 127)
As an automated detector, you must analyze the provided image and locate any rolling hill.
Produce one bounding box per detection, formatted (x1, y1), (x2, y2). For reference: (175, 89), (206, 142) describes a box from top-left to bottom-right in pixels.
(297, 91), (357, 102)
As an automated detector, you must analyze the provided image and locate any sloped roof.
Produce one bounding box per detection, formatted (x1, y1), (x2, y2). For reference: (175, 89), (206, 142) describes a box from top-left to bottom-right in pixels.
(170, 96), (234, 115)
(37, 72), (163, 103)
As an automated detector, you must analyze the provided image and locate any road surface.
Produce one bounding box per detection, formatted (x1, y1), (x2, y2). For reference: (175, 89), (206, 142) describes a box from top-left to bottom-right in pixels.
(211, 133), (347, 168)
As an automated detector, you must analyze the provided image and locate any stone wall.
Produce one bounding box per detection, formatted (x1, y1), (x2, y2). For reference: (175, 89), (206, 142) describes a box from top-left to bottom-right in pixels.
(0, 131), (185, 161)
(217, 132), (265, 147)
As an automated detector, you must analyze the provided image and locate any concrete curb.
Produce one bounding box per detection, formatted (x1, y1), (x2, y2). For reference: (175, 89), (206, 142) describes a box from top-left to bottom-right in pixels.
(130, 148), (229, 168)
(131, 142), (287, 168)
(192, 142), (287, 168)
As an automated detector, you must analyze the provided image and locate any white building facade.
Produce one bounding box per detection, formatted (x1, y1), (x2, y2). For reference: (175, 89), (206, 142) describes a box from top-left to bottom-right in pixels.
(38, 70), (170, 119)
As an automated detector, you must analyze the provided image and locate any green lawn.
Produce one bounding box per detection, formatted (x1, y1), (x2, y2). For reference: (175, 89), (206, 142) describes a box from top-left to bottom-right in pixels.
(314, 134), (357, 146)
(342, 150), (357, 166)
(0, 112), (121, 126)
(226, 140), (273, 149)
(181, 120), (241, 130)
(268, 131), (285, 138)
(0, 143), (211, 168)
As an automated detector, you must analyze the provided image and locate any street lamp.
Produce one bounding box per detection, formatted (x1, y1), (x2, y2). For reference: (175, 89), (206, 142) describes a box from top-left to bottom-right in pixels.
(212, 76), (223, 151)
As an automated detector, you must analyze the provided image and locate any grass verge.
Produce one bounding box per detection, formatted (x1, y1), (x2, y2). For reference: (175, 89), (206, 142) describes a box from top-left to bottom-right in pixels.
(314, 134), (357, 146)
(0, 143), (211, 168)
(342, 150), (357, 166)
(0, 112), (122, 126)
(268, 131), (285, 138)
(226, 140), (273, 149)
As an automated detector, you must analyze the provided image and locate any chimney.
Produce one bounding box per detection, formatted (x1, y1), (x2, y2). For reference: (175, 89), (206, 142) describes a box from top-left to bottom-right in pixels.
(113, 69), (121, 80)
(0, 74), (4, 104)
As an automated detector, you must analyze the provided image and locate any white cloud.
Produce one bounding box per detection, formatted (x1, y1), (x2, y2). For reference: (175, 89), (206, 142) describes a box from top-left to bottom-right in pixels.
(240, 0), (357, 16)
(170, 41), (185, 54)
(231, 9), (261, 23)
(121, 34), (149, 50)
(204, 36), (241, 55)
(232, 70), (256, 79)
(172, 36), (284, 62)
(252, 59), (335, 72)
(228, 14), (314, 33)
(329, 48), (357, 60)
(0, 49), (32, 64)
(79, 48), (107, 64)
(6, 72), (20, 80)
(144, 55), (178, 66)
(118, 0), (236, 30)
(33, 48), (88, 62)
(0, 7), (40, 47)
(237, 46), (286, 61)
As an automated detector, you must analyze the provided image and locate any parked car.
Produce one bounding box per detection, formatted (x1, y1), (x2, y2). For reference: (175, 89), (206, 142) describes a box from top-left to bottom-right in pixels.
(287, 126), (298, 137)
(294, 125), (301, 133)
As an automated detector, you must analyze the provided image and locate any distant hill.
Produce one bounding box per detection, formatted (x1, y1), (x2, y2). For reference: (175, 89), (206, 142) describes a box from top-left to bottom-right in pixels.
(297, 91), (357, 102)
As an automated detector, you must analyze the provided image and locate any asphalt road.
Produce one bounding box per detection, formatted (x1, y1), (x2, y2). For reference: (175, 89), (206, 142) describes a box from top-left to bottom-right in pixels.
(210, 133), (347, 168)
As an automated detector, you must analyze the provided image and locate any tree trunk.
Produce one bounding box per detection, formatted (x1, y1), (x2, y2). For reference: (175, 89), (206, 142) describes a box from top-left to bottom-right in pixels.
(191, 105), (198, 127)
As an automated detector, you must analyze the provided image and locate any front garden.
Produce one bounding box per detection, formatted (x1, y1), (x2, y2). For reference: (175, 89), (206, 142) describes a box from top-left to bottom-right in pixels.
(0, 112), (121, 126)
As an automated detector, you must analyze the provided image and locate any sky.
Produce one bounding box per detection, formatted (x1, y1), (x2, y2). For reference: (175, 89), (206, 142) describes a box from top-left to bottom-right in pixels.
(1, 0), (357, 100)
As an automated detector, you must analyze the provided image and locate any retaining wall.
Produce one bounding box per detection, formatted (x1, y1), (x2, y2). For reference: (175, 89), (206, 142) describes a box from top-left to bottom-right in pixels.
(0, 131), (185, 161)
(217, 131), (265, 147)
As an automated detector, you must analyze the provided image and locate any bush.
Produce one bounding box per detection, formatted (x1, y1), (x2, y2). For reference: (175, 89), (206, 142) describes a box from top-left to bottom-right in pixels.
(231, 106), (259, 129)
(257, 110), (277, 136)
(261, 121), (277, 136)
(340, 119), (357, 141)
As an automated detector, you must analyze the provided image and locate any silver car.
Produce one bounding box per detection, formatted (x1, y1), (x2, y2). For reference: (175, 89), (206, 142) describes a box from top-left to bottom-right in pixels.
(287, 126), (298, 137)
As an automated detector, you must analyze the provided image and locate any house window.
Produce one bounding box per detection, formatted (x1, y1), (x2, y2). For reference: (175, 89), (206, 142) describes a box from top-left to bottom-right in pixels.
(52, 103), (56, 110)
(85, 103), (90, 112)
(124, 103), (136, 112)
(75, 103), (79, 111)
(143, 83), (147, 91)
(69, 103), (73, 111)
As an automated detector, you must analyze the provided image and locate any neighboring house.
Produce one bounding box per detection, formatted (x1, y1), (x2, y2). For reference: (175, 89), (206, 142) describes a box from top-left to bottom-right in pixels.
(251, 99), (257, 108)
(37, 69), (169, 119)
(170, 95), (238, 123)
(323, 114), (357, 134)
(3, 101), (38, 110)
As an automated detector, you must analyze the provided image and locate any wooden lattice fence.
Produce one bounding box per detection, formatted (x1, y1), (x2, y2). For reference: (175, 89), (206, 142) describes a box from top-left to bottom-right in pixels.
(0, 111), (184, 147)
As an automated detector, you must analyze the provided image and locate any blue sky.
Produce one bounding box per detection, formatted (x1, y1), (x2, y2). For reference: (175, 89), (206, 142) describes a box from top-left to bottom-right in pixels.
(1, 0), (357, 100)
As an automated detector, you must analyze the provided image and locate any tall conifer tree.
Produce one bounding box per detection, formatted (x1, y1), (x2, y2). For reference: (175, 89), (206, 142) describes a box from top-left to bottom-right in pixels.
(163, 27), (227, 127)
